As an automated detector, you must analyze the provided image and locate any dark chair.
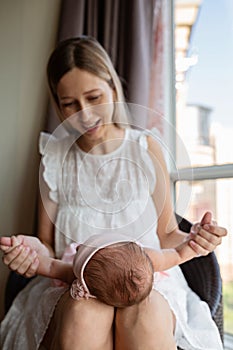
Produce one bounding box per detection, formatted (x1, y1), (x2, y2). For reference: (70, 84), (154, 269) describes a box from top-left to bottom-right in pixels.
(176, 213), (224, 344)
(4, 214), (224, 345)
(4, 271), (35, 314)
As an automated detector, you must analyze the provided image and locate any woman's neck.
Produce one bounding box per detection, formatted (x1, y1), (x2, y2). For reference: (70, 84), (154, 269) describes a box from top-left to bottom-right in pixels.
(76, 125), (125, 155)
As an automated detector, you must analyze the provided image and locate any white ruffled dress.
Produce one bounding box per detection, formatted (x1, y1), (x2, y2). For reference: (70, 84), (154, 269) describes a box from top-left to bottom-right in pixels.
(0, 128), (223, 350)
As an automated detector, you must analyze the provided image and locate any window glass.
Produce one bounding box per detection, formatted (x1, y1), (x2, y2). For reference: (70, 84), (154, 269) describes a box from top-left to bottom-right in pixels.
(175, 0), (233, 167)
(175, 0), (233, 338)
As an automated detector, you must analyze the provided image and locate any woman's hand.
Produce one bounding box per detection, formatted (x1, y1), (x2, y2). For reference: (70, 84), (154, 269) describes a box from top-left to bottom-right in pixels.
(0, 235), (49, 277)
(188, 211), (227, 256)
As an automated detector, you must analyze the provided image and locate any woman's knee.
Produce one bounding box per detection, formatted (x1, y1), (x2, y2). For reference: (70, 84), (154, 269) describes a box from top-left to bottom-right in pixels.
(43, 292), (114, 349)
(115, 290), (176, 350)
(116, 290), (172, 326)
(62, 297), (114, 341)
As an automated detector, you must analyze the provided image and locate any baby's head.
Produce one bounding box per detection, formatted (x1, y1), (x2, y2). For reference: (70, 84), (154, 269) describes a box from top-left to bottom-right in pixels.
(85, 241), (153, 307)
(71, 234), (154, 308)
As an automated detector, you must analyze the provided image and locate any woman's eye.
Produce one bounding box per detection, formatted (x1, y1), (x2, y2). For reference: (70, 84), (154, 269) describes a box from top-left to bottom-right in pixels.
(62, 102), (77, 108)
(88, 95), (101, 102)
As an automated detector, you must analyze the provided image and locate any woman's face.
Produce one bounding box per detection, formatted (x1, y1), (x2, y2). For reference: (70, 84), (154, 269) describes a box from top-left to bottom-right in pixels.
(57, 68), (116, 140)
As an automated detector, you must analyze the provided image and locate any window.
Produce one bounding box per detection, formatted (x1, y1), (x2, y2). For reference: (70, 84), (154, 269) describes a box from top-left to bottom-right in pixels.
(173, 0), (233, 342)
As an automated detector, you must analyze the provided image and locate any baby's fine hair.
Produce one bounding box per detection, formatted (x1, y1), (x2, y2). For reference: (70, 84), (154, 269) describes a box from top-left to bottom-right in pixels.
(84, 242), (154, 308)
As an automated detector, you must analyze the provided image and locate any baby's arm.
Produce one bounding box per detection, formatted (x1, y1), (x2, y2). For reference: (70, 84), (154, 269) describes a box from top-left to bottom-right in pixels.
(37, 255), (74, 284)
(145, 238), (198, 272)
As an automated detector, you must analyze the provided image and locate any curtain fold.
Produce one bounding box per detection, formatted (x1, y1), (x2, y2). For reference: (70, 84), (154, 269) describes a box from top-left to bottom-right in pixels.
(46, 0), (160, 132)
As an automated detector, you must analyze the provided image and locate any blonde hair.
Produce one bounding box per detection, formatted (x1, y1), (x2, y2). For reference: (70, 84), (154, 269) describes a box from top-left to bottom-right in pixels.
(47, 36), (129, 126)
(84, 242), (154, 308)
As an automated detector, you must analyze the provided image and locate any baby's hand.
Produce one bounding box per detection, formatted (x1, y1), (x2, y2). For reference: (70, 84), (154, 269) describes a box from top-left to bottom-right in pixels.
(0, 235), (45, 277)
(175, 238), (199, 263)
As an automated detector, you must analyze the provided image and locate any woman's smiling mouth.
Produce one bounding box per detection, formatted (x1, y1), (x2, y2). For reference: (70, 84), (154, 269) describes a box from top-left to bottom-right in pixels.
(82, 119), (101, 133)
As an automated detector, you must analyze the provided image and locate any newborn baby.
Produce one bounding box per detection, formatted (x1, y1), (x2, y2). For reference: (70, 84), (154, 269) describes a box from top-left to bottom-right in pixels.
(1, 232), (198, 308)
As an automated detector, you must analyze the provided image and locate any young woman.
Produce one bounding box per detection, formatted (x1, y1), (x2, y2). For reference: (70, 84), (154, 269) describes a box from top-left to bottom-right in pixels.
(0, 36), (227, 350)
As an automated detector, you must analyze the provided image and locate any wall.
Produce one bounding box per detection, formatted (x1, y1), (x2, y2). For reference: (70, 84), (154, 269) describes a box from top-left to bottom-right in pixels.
(0, 0), (61, 321)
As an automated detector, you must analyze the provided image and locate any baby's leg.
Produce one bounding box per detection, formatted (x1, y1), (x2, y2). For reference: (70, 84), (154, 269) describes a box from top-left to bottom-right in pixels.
(115, 289), (176, 350)
(42, 291), (114, 350)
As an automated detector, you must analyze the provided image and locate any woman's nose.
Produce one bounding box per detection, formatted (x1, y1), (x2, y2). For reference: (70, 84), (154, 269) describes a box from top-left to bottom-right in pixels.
(79, 106), (93, 122)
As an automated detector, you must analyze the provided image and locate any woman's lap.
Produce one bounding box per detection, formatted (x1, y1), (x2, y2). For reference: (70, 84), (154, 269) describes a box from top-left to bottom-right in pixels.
(42, 289), (176, 350)
(2, 270), (222, 350)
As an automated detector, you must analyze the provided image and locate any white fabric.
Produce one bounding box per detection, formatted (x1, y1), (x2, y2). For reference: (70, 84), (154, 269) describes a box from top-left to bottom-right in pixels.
(0, 128), (223, 350)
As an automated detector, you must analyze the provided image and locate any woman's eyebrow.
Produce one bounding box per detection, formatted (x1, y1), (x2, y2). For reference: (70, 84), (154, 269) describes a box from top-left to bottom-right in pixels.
(83, 88), (101, 95)
(60, 96), (73, 100)
(59, 89), (101, 100)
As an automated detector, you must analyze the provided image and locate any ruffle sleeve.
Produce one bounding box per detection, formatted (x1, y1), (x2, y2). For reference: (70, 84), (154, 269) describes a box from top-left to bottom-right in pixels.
(39, 132), (59, 203)
(144, 127), (162, 143)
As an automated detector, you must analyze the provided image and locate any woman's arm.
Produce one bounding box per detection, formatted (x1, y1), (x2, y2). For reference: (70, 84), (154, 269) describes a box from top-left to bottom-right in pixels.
(37, 164), (58, 257)
(147, 136), (190, 248)
(147, 136), (227, 253)
(0, 167), (58, 277)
